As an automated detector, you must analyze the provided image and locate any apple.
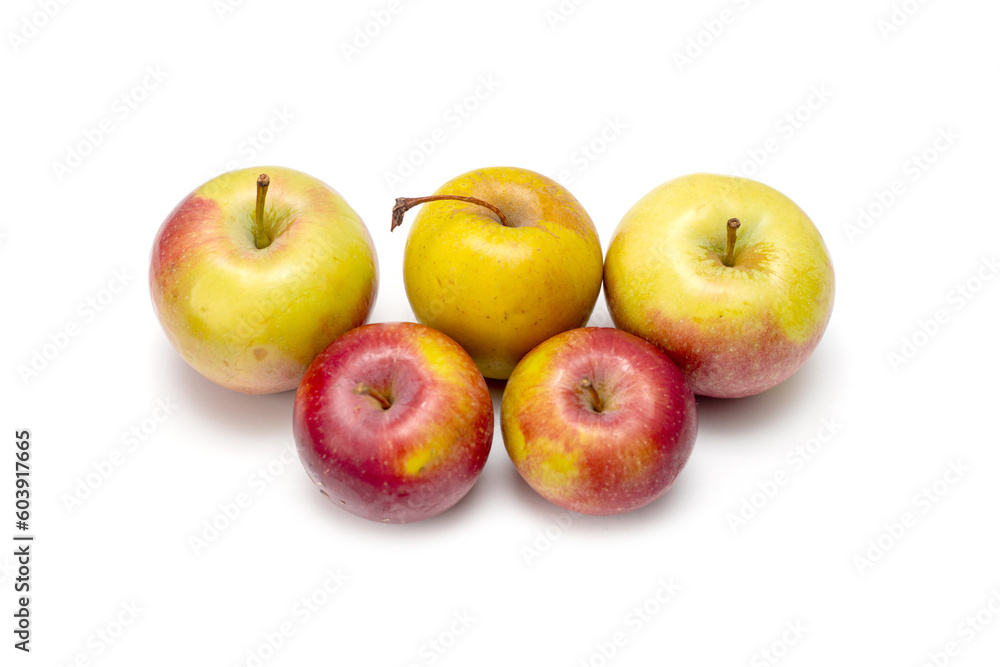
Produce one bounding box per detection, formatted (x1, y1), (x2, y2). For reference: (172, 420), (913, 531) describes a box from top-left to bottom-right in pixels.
(501, 327), (697, 516)
(150, 166), (378, 394)
(604, 173), (835, 398)
(391, 166), (604, 380)
(293, 322), (494, 524)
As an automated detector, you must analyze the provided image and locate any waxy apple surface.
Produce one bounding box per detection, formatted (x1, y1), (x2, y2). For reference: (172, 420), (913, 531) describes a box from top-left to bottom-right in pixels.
(604, 173), (835, 398)
(150, 166), (378, 394)
(502, 328), (697, 516)
(400, 166), (603, 380)
(293, 322), (493, 524)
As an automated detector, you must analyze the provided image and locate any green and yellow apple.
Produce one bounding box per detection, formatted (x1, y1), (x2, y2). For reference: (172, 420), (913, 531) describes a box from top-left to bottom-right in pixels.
(604, 173), (834, 398)
(150, 166), (378, 394)
(502, 327), (697, 516)
(392, 166), (603, 380)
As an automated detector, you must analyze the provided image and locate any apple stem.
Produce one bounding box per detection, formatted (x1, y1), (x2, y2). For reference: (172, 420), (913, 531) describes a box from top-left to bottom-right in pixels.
(580, 378), (604, 413)
(391, 195), (510, 231)
(723, 218), (741, 267)
(253, 174), (271, 249)
(354, 383), (392, 410)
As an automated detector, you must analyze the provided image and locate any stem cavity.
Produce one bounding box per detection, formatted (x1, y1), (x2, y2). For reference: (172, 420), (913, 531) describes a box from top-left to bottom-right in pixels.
(391, 195), (509, 231)
(354, 383), (392, 410)
(253, 173), (271, 249)
(580, 377), (604, 413)
(723, 217), (741, 267)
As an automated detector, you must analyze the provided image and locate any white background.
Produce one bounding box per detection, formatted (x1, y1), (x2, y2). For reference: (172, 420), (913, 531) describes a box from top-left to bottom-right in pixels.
(3, 0), (1000, 664)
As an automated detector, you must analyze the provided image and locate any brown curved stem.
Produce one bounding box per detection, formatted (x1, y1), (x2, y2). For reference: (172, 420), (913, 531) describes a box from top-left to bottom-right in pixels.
(580, 378), (604, 413)
(354, 383), (391, 410)
(723, 218), (741, 267)
(391, 195), (509, 231)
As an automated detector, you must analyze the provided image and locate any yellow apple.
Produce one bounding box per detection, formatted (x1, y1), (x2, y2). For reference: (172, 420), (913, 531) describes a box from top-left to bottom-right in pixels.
(150, 166), (378, 394)
(604, 173), (835, 398)
(394, 166), (603, 380)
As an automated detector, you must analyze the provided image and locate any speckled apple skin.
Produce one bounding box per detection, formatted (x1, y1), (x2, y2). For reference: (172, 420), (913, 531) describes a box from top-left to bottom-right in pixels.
(150, 166), (378, 394)
(293, 322), (494, 524)
(604, 173), (835, 398)
(403, 166), (604, 380)
(501, 328), (697, 516)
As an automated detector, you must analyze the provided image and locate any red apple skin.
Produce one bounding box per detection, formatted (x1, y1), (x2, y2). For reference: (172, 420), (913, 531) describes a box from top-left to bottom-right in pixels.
(626, 309), (827, 399)
(501, 328), (697, 516)
(293, 322), (493, 524)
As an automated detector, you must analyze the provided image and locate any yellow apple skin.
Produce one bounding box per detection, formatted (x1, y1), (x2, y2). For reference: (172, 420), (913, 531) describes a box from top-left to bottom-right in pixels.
(402, 167), (604, 380)
(150, 166), (378, 394)
(604, 174), (834, 398)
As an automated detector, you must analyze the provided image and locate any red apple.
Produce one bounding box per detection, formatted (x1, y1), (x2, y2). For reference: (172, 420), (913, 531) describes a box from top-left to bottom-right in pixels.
(293, 322), (493, 523)
(501, 328), (697, 516)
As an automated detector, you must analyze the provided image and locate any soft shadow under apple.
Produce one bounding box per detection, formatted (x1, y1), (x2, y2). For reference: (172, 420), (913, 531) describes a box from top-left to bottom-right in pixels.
(694, 343), (836, 442)
(496, 457), (695, 531)
(158, 340), (296, 446)
(295, 461), (496, 538)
